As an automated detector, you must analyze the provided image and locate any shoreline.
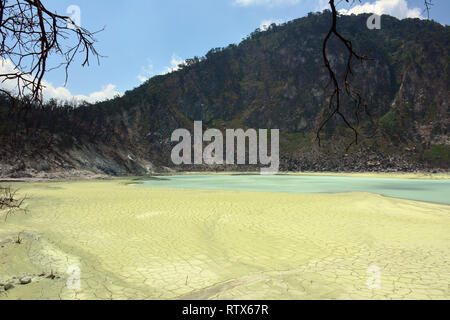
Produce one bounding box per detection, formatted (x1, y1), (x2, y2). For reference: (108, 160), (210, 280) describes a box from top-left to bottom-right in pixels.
(1, 170), (450, 183)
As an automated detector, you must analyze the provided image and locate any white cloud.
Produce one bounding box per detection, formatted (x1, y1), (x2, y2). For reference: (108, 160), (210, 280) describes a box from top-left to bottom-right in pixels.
(340, 0), (422, 19)
(260, 19), (284, 31)
(72, 84), (121, 103)
(0, 58), (122, 104)
(161, 54), (184, 75)
(234, 0), (301, 7)
(137, 59), (154, 83)
(138, 54), (185, 81)
(137, 75), (148, 83)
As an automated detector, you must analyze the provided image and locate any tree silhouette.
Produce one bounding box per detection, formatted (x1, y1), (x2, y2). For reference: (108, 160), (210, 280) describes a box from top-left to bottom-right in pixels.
(0, 0), (100, 215)
(0, 0), (101, 104)
(318, 0), (434, 150)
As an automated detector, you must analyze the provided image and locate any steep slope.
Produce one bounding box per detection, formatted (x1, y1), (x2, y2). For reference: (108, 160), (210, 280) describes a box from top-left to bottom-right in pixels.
(1, 12), (449, 177)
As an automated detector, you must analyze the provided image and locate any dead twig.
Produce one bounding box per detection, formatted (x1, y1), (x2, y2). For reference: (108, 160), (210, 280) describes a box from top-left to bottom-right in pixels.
(0, 185), (27, 221)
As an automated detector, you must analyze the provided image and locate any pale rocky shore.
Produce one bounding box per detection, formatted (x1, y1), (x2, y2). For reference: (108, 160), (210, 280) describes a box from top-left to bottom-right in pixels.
(1, 170), (449, 183)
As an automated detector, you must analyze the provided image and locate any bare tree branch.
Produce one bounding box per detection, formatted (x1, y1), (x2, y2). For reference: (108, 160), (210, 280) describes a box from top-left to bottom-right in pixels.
(424, 0), (433, 19)
(318, 0), (372, 151)
(318, 0), (434, 151)
(0, 0), (102, 105)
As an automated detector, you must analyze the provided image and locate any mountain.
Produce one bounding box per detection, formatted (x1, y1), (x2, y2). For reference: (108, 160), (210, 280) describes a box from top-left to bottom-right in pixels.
(1, 11), (449, 178)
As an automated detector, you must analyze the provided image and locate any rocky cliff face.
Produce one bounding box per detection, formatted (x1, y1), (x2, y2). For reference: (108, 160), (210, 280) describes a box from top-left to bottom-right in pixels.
(1, 12), (449, 178)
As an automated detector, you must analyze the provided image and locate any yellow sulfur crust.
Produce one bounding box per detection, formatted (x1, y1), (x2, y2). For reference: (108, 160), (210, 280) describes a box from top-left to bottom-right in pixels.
(0, 177), (449, 300)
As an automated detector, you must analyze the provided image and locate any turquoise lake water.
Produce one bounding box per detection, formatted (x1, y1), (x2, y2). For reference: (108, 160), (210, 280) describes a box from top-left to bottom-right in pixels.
(140, 175), (450, 205)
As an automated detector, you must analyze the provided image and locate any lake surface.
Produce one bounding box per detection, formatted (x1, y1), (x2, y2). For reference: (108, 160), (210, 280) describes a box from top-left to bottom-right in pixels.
(141, 175), (450, 205)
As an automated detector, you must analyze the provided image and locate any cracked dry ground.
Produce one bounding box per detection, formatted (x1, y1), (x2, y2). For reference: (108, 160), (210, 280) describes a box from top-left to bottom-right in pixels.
(0, 179), (449, 300)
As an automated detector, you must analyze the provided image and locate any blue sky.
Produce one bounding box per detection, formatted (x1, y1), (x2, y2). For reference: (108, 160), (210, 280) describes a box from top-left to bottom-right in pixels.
(5, 0), (449, 102)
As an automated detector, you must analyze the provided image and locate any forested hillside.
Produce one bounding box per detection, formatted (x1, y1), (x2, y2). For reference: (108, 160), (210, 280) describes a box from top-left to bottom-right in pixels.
(1, 11), (449, 178)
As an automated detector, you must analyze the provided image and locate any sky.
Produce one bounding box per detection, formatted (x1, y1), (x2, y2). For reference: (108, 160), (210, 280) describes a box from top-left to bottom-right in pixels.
(1, 0), (449, 103)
